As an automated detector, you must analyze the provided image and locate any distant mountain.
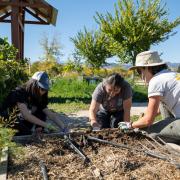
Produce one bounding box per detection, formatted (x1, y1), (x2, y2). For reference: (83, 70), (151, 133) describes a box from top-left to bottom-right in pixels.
(167, 62), (180, 69)
(103, 62), (180, 70)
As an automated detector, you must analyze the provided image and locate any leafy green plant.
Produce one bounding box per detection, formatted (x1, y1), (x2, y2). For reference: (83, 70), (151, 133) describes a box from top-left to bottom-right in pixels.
(0, 107), (19, 159)
(0, 37), (18, 60)
(71, 28), (112, 68)
(0, 37), (28, 105)
(95, 0), (180, 65)
(0, 60), (28, 104)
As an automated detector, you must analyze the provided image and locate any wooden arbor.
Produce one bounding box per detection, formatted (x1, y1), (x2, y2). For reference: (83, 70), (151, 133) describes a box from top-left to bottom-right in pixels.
(0, 0), (58, 60)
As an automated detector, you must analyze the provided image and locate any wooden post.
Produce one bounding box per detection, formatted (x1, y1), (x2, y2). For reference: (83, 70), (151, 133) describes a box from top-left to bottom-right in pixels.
(11, 0), (25, 60)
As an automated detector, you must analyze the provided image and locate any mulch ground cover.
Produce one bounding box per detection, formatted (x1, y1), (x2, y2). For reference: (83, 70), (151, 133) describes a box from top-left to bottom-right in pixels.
(8, 130), (180, 180)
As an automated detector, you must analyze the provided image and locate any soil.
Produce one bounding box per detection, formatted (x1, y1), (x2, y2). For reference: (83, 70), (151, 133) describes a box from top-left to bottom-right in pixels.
(8, 130), (180, 180)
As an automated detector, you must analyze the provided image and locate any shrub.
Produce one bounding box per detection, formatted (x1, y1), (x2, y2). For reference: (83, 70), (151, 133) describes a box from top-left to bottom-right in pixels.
(0, 60), (28, 105)
(30, 60), (63, 77)
(0, 107), (19, 159)
(0, 37), (18, 60)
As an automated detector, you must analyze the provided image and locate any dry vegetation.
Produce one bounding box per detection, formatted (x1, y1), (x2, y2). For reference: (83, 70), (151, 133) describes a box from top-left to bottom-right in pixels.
(8, 130), (180, 180)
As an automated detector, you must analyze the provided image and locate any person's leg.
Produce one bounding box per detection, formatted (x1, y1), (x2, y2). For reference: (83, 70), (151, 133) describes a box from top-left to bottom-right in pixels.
(96, 109), (111, 128)
(14, 117), (33, 136)
(145, 117), (180, 143)
(33, 109), (46, 121)
(32, 109), (46, 131)
(110, 110), (124, 128)
(11, 110), (46, 136)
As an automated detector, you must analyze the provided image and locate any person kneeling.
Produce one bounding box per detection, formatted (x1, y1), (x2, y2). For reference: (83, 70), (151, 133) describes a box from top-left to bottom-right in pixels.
(89, 73), (132, 131)
(0, 71), (68, 136)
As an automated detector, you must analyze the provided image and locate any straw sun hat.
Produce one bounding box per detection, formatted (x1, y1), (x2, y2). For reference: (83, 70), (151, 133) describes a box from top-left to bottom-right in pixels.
(129, 51), (166, 70)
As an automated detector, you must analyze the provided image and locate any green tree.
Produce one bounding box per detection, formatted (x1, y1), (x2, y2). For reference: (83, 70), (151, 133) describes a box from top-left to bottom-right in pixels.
(0, 37), (18, 60)
(95, 0), (180, 65)
(39, 34), (63, 63)
(71, 28), (112, 68)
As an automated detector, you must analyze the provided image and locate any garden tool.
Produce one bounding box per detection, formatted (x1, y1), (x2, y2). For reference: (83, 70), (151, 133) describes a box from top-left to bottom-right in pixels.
(63, 134), (90, 164)
(39, 160), (49, 180)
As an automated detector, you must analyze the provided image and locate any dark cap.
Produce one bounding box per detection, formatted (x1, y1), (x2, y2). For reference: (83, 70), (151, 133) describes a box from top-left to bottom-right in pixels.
(32, 71), (49, 90)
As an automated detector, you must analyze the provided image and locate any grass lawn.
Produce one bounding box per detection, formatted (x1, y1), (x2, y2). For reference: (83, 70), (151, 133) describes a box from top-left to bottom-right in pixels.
(48, 78), (148, 114)
(131, 114), (162, 122)
(48, 78), (95, 113)
(48, 102), (90, 114)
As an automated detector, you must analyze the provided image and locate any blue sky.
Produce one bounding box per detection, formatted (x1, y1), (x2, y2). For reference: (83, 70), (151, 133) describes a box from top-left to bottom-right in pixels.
(0, 0), (180, 63)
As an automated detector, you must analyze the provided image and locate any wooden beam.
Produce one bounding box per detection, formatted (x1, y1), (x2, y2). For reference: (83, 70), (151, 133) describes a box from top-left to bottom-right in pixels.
(24, 20), (48, 24)
(11, 0), (25, 60)
(0, 11), (11, 20)
(24, 7), (47, 24)
(0, 19), (49, 24)
(0, 2), (51, 9)
(0, 6), (7, 11)
(32, 8), (50, 23)
(19, 8), (24, 59)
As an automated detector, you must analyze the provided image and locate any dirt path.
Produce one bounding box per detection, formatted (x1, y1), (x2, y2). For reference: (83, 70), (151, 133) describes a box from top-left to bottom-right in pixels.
(60, 103), (147, 129)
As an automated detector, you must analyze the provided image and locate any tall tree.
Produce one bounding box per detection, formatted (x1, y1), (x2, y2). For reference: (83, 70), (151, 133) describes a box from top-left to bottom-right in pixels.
(71, 28), (112, 68)
(95, 0), (180, 65)
(39, 34), (63, 63)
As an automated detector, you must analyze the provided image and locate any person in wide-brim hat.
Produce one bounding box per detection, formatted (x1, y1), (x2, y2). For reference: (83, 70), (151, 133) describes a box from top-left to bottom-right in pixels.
(119, 51), (180, 143)
(129, 51), (166, 70)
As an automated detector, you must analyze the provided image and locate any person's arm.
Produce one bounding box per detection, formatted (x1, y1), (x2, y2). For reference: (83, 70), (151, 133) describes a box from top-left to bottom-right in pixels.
(123, 97), (132, 122)
(89, 99), (101, 127)
(132, 96), (160, 128)
(17, 102), (47, 127)
(43, 108), (65, 129)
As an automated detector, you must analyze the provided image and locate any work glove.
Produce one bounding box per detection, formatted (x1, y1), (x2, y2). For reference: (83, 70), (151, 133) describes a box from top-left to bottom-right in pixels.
(46, 123), (58, 132)
(118, 122), (132, 130)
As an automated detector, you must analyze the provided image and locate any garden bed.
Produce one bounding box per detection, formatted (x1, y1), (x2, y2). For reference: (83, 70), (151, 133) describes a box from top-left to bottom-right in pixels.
(8, 130), (180, 179)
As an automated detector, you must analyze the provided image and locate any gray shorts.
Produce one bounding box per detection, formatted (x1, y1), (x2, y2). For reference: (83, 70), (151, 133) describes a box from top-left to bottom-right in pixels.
(145, 118), (180, 143)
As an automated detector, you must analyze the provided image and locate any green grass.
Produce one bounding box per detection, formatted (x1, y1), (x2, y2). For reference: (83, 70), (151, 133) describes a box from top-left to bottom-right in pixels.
(48, 102), (89, 114)
(131, 114), (162, 122)
(132, 85), (148, 102)
(49, 78), (96, 100)
(48, 78), (148, 114)
(48, 78), (96, 113)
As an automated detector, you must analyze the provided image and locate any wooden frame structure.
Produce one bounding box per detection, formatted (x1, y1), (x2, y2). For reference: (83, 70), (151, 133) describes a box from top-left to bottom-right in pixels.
(0, 0), (58, 60)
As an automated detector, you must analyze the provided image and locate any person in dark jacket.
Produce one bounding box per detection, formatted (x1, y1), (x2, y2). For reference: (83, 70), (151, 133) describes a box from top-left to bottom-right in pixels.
(1, 71), (67, 135)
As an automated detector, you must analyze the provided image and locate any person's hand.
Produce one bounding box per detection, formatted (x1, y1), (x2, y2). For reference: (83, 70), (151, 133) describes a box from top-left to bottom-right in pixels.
(118, 122), (132, 130)
(46, 123), (58, 132)
(91, 120), (101, 131)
